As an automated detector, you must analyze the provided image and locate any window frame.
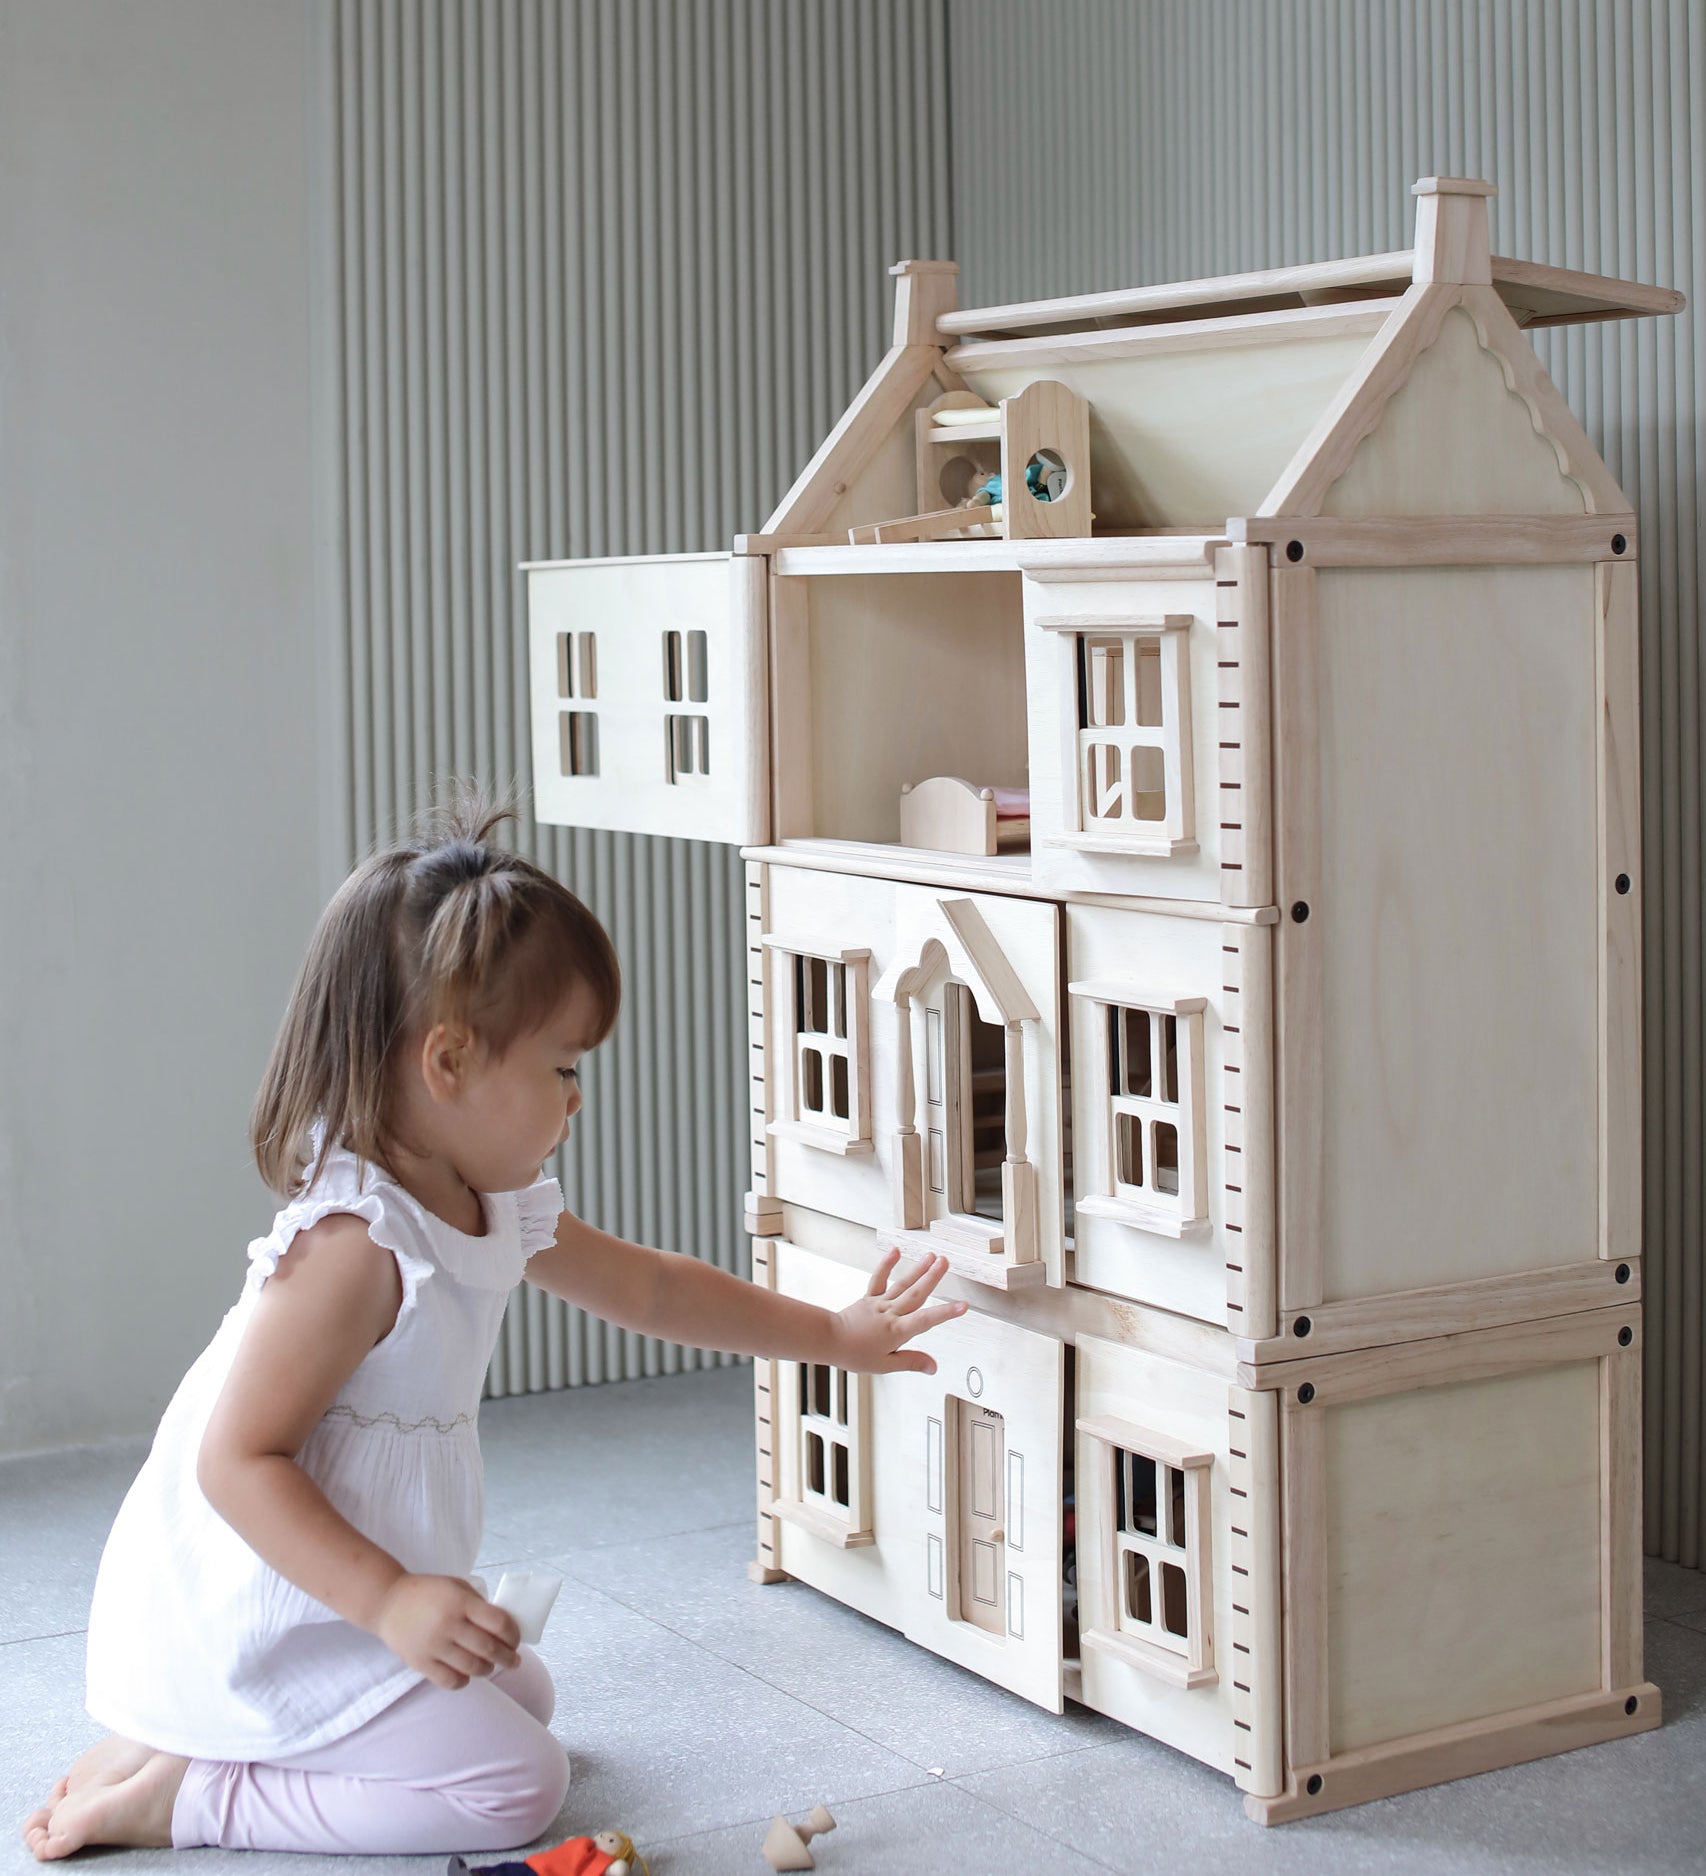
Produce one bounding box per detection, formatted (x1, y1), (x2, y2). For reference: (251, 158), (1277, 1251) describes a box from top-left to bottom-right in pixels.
(762, 937), (875, 1156)
(555, 629), (601, 777)
(1070, 981), (1209, 1236)
(775, 1358), (874, 1548)
(661, 626), (712, 785)
(1077, 1414), (1215, 1689)
(1039, 612), (1195, 856)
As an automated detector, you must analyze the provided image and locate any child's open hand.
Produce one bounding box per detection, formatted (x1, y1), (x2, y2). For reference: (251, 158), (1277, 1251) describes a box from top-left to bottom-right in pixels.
(831, 1249), (966, 1374)
(372, 1573), (522, 1689)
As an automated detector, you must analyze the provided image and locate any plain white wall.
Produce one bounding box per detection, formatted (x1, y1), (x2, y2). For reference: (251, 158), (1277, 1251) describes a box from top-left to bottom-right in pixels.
(0, 0), (325, 1452)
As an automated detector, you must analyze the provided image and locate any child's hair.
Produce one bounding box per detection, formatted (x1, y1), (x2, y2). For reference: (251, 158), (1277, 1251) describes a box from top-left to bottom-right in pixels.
(251, 789), (621, 1197)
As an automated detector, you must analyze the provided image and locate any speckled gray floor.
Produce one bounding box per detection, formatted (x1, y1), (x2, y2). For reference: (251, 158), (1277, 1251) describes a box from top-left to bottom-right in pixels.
(4, 1366), (1705, 1874)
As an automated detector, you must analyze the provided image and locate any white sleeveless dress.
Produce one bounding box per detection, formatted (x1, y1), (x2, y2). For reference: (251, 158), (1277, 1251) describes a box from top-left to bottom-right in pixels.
(84, 1141), (564, 1761)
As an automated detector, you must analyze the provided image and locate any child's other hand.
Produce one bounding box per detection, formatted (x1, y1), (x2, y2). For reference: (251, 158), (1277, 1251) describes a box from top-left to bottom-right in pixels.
(832, 1249), (966, 1375)
(372, 1573), (522, 1689)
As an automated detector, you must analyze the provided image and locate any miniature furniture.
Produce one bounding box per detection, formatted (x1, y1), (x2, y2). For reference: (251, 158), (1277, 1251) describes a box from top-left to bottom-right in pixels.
(523, 178), (1684, 1822)
(899, 777), (1030, 856)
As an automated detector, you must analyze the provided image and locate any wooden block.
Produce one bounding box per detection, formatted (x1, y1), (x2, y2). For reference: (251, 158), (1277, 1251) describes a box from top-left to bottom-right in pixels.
(745, 1192), (785, 1237)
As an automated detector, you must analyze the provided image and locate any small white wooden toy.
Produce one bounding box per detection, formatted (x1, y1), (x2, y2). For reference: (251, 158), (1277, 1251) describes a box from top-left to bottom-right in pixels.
(761, 1804), (836, 1871)
(491, 1570), (563, 1646)
(525, 179), (1682, 1822)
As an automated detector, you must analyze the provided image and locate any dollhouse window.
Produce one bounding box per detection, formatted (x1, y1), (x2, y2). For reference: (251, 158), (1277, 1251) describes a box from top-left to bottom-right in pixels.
(774, 1360), (873, 1548)
(763, 940), (874, 1155)
(556, 631), (600, 776)
(663, 628), (711, 782)
(1070, 985), (1208, 1236)
(1077, 1417), (1215, 1690)
(1059, 615), (1194, 853)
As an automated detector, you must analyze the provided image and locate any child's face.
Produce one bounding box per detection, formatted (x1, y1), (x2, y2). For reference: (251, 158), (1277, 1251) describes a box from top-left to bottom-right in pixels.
(437, 984), (600, 1194)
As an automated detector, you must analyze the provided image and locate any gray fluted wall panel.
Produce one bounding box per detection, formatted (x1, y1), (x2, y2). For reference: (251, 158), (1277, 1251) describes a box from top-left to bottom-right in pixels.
(950, 0), (1703, 1567)
(318, 0), (951, 1392)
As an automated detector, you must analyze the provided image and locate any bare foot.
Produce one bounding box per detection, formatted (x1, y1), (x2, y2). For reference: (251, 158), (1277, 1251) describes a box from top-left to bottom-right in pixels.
(55, 1734), (154, 1801)
(21, 1747), (188, 1861)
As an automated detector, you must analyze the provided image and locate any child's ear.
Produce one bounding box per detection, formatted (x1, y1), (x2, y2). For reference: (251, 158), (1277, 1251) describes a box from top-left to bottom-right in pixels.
(419, 1022), (475, 1101)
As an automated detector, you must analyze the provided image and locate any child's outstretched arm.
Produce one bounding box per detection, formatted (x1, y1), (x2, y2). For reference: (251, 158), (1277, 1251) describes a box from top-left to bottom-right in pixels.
(525, 1213), (965, 1373)
(196, 1214), (521, 1689)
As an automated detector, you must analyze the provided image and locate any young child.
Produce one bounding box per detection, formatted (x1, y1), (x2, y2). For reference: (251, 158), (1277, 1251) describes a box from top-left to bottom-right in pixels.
(22, 801), (962, 1862)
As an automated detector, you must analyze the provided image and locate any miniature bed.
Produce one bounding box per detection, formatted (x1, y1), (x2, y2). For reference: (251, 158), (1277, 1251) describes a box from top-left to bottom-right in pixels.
(522, 178), (1683, 1822)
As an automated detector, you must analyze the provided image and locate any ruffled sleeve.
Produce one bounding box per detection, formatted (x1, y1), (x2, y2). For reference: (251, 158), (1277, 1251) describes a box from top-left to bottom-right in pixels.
(516, 1173), (565, 1256)
(244, 1186), (433, 1322)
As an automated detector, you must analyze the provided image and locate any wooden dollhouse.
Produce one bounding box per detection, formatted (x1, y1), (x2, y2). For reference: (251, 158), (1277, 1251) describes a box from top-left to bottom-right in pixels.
(523, 178), (1684, 1822)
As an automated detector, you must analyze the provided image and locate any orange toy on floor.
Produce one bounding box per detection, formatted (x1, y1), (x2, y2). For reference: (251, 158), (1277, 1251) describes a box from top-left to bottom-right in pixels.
(447, 1830), (645, 1876)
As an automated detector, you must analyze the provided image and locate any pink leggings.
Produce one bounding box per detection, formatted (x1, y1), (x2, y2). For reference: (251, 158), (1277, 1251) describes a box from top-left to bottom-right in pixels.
(171, 1651), (570, 1855)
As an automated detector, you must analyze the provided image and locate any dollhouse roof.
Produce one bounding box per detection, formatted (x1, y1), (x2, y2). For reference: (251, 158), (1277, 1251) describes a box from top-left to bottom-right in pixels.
(760, 178), (1683, 545)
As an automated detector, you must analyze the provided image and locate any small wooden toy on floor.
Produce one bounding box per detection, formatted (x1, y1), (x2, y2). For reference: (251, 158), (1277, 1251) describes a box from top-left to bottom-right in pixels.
(762, 1804), (836, 1871)
(447, 1828), (647, 1876)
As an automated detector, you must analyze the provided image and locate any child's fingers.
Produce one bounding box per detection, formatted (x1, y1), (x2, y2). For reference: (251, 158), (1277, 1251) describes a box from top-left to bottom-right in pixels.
(441, 1637), (497, 1681)
(896, 1300), (967, 1342)
(887, 1252), (951, 1307)
(466, 1597), (523, 1652)
(458, 1615), (521, 1671)
(864, 1246), (902, 1296)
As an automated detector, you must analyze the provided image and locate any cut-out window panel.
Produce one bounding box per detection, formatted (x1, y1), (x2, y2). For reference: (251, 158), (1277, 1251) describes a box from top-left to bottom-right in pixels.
(762, 939), (873, 1155)
(774, 1359), (873, 1548)
(559, 710), (599, 778)
(1071, 984), (1208, 1237)
(662, 628), (711, 784)
(1078, 1416), (1215, 1689)
(557, 630), (598, 700)
(662, 628), (709, 704)
(1051, 613), (1194, 856)
(666, 712), (710, 783)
